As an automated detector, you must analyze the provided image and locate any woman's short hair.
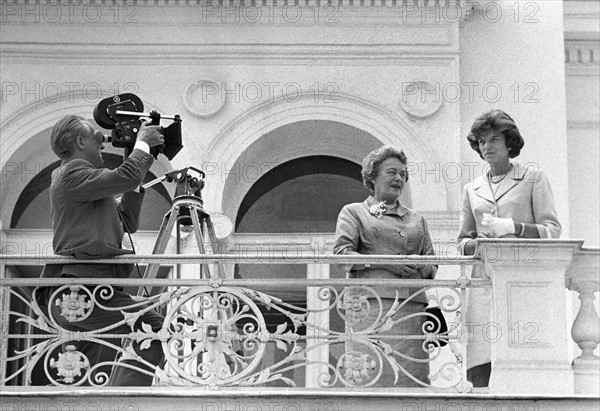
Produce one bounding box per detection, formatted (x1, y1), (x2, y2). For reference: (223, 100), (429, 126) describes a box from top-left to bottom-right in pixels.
(467, 110), (525, 159)
(50, 115), (94, 159)
(361, 145), (408, 191)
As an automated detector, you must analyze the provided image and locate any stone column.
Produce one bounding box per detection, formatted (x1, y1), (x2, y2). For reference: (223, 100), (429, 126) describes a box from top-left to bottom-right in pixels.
(305, 236), (331, 388)
(460, 1), (571, 235)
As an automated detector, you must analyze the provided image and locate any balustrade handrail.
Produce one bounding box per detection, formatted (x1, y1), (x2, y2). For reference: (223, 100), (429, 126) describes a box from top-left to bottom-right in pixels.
(0, 277), (490, 288)
(0, 253), (481, 265)
(0, 252), (486, 287)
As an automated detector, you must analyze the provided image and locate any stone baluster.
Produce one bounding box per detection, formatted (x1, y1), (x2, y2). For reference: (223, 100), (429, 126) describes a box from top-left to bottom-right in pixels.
(567, 248), (600, 395)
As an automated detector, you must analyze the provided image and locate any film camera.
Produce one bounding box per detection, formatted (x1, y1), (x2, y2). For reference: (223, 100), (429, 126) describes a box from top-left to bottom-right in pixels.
(93, 93), (183, 160)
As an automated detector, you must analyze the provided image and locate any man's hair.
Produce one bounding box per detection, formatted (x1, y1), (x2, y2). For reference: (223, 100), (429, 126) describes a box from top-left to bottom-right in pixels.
(50, 115), (94, 159)
(361, 145), (408, 191)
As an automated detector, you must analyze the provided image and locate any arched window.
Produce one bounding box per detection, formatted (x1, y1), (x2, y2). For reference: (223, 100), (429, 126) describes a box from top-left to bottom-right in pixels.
(236, 155), (367, 233)
(235, 155), (369, 300)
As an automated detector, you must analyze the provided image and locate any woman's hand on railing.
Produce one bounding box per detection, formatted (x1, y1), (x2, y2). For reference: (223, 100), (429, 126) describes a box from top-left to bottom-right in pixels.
(370, 264), (423, 279)
(413, 264), (437, 279)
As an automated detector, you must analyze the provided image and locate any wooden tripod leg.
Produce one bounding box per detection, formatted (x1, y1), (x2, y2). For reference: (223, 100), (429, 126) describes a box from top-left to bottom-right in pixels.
(204, 216), (226, 279)
(138, 208), (178, 296)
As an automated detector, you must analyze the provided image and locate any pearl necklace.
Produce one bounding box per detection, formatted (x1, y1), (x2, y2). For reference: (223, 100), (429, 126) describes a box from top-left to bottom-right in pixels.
(488, 164), (513, 184)
(489, 173), (508, 184)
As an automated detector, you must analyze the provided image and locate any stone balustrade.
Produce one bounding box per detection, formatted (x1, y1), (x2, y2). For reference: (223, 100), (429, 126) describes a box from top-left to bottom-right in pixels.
(0, 239), (598, 396)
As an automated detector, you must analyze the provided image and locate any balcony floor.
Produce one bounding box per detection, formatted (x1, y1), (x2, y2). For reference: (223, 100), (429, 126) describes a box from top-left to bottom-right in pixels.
(2, 387), (599, 411)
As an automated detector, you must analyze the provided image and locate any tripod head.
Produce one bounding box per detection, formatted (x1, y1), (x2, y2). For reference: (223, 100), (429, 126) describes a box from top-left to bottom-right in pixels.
(164, 167), (206, 197)
(136, 166), (207, 229)
(135, 166), (206, 197)
(165, 167), (207, 228)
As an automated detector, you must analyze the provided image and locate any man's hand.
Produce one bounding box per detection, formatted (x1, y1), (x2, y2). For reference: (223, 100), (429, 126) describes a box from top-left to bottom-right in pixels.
(137, 120), (164, 148)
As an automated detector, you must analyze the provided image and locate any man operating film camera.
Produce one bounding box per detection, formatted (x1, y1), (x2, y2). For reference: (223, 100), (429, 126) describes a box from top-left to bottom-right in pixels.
(37, 95), (181, 386)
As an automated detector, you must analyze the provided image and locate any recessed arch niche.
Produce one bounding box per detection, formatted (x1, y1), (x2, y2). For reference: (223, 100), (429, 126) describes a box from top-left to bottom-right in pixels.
(230, 120), (414, 302)
(220, 119), (413, 225)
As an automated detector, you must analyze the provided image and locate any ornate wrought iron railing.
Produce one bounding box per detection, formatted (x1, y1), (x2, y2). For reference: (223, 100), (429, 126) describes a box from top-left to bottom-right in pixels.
(0, 253), (485, 391)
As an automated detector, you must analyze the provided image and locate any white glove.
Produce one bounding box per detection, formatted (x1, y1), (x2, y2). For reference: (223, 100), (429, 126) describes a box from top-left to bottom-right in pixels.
(481, 213), (515, 237)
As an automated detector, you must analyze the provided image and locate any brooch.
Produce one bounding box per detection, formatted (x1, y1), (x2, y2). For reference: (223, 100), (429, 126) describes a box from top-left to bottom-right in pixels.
(369, 201), (387, 219)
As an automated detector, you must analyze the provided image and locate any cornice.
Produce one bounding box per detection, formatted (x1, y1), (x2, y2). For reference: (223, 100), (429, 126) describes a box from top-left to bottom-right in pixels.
(1, 0), (472, 8)
(564, 0), (600, 36)
(0, 0), (474, 28)
(0, 42), (459, 65)
(1, 0), (469, 60)
(564, 0), (600, 19)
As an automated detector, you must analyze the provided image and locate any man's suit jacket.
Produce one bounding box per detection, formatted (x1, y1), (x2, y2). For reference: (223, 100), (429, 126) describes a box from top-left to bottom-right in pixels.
(458, 162), (561, 251)
(41, 148), (154, 279)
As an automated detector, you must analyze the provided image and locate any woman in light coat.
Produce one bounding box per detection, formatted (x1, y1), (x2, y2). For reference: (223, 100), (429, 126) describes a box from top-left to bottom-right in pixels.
(458, 110), (561, 387)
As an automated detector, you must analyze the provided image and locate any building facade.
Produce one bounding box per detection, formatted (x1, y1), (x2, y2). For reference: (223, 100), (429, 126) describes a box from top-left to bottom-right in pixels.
(0, 0), (599, 402)
(1, 1), (598, 251)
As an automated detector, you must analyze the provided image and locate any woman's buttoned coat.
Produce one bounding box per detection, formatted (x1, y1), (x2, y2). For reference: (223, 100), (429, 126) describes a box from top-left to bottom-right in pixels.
(458, 162), (561, 369)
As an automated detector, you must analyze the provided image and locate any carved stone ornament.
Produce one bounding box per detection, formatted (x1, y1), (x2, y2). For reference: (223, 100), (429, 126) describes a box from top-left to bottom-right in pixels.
(210, 213), (234, 240)
(183, 80), (226, 118)
(399, 81), (443, 119)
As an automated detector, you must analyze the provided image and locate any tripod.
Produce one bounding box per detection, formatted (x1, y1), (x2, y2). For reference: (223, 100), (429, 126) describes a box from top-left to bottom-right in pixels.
(123, 167), (236, 381)
(137, 166), (225, 297)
